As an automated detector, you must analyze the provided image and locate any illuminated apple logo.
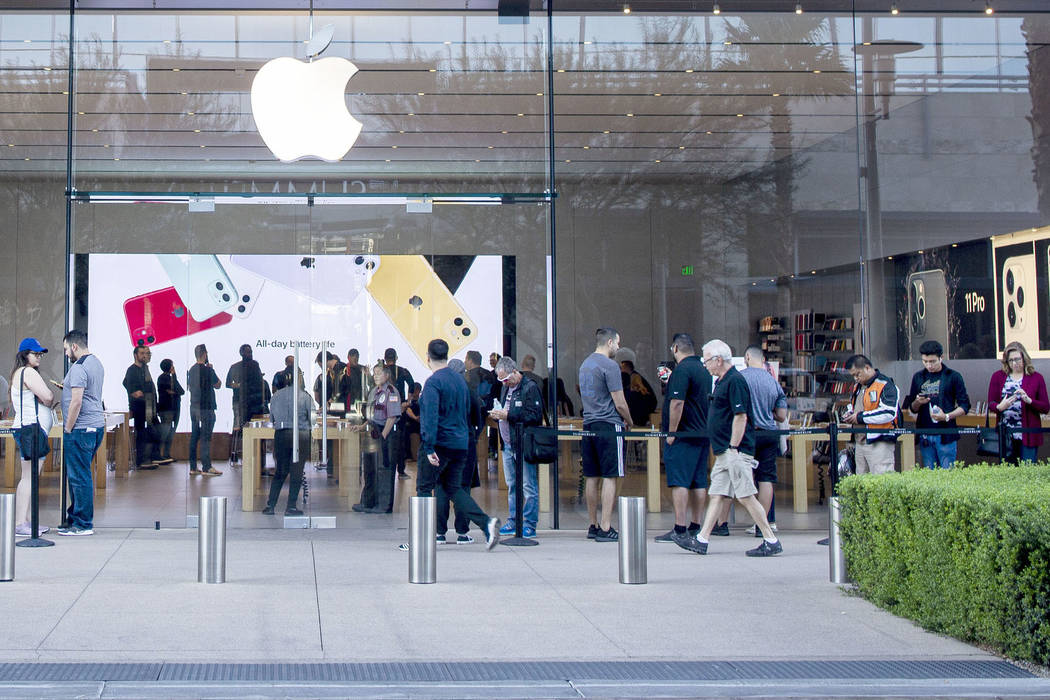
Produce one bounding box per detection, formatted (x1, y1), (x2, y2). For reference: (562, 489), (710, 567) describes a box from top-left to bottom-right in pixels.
(250, 56), (363, 162)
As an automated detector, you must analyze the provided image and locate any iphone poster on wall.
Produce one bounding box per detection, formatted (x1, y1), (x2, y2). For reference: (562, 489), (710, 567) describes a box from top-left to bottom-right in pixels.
(88, 253), (505, 432)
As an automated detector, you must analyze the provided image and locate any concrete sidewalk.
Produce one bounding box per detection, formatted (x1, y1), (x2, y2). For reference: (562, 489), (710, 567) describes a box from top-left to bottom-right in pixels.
(0, 527), (992, 664)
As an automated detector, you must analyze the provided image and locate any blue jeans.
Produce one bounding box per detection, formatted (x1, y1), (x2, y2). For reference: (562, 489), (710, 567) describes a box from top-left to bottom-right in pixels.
(64, 428), (104, 529)
(919, 435), (957, 469)
(189, 408), (215, 470)
(502, 446), (538, 528)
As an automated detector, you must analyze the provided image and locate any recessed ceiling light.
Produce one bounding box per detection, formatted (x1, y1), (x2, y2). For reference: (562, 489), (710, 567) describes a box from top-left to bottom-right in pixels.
(584, 40), (593, 45)
(810, 270), (816, 274)
(61, 91), (68, 95)
(713, 3), (721, 14)
(386, 159), (391, 162)
(557, 69), (566, 73)
(583, 146), (590, 149)
(428, 68), (436, 72)
(501, 130), (508, 134)
(91, 129), (98, 132)
(43, 67), (52, 71)
(517, 113), (525, 117)
(679, 146), (685, 149)
(417, 92), (425, 96)
(163, 39), (171, 43)
(862, 41), (872, 46)
(488, 145), (494, 149)
(984, 2), (994, 14)
(103, 144), (110, 148)
(536, 92), (544, 96)
(172, 68), (180, 72)
(654, 159), (661, 163)
(399, 130), (405, 134)
(626, 113), (634, 117)
(951, 243), (958, 247)
(623, 3), (631, 14)
(391, 145), (398, 149)
(737, 113), (744, 117)
(24, 157), (29, 161)
(918, 249), (925, 253)
(475, 159), (480, 162)
(888, 256), (894, 260)
(795, 3), (803, 14)
(444, 40), (452, 45)
(685, 69), (694, 73)
(653, 92), (662, 96)
(193, 129), (201, 133)
(113, 158), (119, 161)
(724, 40), (732, 45)
(200, 145), (206, 148)
(813, 69), (822, 74)
(77, 111), (85, 115)
(603, 130), (611, 134)
(408, 112), (415, 116)
(706, 130), (713, 134)
(890, 3), (899, 15)
(6, 144), (13, 147)
(23, 39), (31, 43)
(187, 111), (195, 115)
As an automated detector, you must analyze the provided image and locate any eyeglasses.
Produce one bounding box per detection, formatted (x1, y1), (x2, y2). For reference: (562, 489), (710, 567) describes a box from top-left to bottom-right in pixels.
(1008, 357), (1025, 364)
(498, 373), (513, 383)
(702, 356), (719, 366)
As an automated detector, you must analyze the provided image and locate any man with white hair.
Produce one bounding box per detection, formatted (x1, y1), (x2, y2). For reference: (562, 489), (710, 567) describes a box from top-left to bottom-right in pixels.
(675, 339), (782, 557)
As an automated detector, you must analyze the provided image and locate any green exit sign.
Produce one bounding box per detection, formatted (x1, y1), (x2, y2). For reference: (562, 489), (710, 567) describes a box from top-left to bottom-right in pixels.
(681, 265), (694, 276)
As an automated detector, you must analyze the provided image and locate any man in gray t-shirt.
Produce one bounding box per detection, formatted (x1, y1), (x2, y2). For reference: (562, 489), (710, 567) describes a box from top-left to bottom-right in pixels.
(736, 346), (788, 533)
(577, 327), (634, 542)
(59, 330), (106, 535)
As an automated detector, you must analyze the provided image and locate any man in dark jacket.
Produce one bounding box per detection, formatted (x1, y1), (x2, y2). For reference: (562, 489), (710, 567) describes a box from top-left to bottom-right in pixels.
(417, 339), (500, 549)
(122, 346), (162, 469)
(464, 349), (499, 472)
(902, 340), (970, 469)
(489, 356), (544, 538)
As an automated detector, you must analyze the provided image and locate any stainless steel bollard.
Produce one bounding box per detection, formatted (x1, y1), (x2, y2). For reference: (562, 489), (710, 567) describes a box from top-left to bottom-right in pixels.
(829, 496), (850, 584)
(198, 496), (227, 584)
(408, 496), (436, 584)
(617, 496), (647, 584)
(1, 494), (15, 582)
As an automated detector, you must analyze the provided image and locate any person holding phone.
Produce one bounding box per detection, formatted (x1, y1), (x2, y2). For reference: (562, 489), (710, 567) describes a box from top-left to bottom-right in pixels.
(156, 358), (184, 464)
(903, 340), (970, 469)
(988, 341), (1049, 464)
(10, 338), (57, 536)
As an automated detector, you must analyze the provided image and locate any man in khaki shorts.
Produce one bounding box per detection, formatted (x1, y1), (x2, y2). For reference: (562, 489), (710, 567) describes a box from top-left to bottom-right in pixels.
(675, 339), (782, 557)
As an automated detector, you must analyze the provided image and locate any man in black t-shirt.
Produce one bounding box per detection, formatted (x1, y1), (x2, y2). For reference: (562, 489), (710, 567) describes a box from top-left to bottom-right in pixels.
(654, 333), (712, 547)
(675, 339), (782, 557)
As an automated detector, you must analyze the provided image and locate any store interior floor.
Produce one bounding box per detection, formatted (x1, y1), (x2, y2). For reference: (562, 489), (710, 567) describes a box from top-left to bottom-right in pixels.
(15, 444), (831, 532)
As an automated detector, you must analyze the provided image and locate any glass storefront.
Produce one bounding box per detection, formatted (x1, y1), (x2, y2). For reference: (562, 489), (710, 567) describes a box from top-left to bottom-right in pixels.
(1, 2), (1048, 529)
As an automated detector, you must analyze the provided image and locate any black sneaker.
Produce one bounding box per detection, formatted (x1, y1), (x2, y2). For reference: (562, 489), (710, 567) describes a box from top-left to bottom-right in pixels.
(746, 539), (783, 557)
(711, 521), (730, 537)
(351, 503), (368, 513)
(817, 537), (830, 546)
(436, 534), (447, 545)
(672, 531), (708, 554)
(261, 506), (275, 515)
(654, 528), (677, 543)
(587, 524), (599, 540)
(595, 526), (619, 542)
(285, 508), (304, 516)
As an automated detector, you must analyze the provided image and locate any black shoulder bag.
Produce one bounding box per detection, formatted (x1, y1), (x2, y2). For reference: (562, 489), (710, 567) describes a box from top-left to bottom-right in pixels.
(976, 412), (1004, 458)
(17, 369), (51, 461)
(522, 399), (559, 464)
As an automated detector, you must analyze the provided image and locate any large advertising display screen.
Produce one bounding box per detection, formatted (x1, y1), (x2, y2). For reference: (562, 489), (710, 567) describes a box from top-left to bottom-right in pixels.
(88, 254), (505, 432)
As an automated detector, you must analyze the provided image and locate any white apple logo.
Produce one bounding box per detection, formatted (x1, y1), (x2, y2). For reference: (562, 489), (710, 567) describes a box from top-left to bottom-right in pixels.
(251, 56), (363, 162)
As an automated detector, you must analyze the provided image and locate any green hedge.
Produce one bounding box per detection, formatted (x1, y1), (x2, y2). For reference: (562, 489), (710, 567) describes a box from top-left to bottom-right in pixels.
(837, 464), (1050, 665)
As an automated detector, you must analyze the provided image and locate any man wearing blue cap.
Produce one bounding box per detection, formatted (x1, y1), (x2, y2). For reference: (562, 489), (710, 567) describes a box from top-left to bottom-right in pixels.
(58, 329), (105, 536)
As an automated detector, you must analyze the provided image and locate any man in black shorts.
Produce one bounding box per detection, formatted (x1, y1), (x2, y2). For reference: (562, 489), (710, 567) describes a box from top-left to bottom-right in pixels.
(655, 333), (713, 546)
(578, 327), (634, 542)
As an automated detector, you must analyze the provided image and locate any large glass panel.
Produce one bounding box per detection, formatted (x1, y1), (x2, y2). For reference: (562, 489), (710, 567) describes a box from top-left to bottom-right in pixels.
(856, 8), (1050, 465)
(0, 10), (72, 531)
(552, 6), (863, 527)
(67, 7), (552, 530)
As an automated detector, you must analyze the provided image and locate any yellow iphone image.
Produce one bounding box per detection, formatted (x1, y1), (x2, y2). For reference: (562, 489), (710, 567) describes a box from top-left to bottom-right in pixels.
(366, 255), (478, 363)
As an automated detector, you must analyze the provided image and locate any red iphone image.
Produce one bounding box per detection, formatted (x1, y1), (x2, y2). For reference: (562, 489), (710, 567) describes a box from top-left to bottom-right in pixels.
(123, 286), (232, 347)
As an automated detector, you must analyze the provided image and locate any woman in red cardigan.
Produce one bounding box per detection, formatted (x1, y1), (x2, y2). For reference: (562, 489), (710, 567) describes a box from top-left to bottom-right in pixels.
(988, 341), (1050, 464)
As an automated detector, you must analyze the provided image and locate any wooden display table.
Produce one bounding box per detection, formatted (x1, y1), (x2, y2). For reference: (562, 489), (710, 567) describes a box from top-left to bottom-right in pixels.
(788, 427), (916, 513)
(240, 422), (360, 511)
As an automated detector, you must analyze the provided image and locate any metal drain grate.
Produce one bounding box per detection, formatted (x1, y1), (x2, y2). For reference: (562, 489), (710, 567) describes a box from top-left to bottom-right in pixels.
(0, 659), (1032, 683)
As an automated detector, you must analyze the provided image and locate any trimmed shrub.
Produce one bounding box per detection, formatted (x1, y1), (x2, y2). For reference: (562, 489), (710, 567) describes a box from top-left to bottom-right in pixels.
(838, 464), (1050, 665)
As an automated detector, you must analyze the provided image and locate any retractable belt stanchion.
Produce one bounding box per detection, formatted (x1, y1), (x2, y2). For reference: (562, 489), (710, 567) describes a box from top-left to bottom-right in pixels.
(826, 421), (850, 584)
(502, 431), (538, 547)
(17, 434), (53, 549)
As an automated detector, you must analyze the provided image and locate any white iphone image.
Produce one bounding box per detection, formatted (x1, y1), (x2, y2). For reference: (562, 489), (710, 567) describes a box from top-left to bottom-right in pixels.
(155, 254), (239, 321)
(221, 256), (266, 319)
(1001, 254), (1039, 350)
(229, 254), (379, 306)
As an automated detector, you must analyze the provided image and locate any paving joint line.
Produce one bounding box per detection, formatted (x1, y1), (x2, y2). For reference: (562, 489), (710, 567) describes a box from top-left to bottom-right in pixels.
(310, 540), (324, 653)
(35, 529), (135, 652)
